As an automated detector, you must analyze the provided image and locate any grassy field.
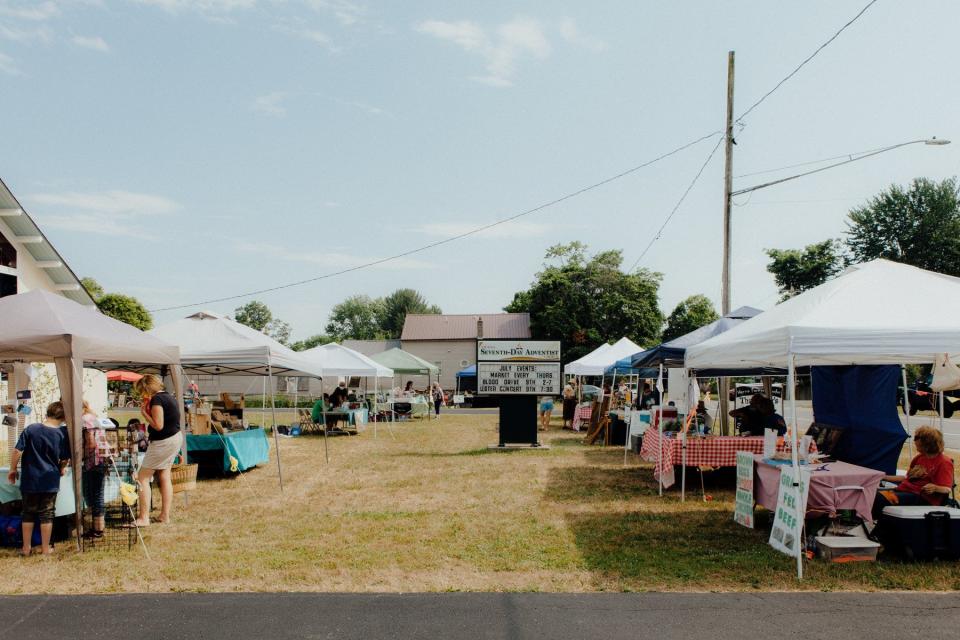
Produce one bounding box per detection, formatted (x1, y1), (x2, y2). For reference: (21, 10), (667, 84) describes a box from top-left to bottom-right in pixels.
(1, 413), (958, 594)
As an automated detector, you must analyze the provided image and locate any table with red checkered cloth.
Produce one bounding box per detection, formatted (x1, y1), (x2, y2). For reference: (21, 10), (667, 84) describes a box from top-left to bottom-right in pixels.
(571, 404), (593, 431)
(639, 428), (815, 489)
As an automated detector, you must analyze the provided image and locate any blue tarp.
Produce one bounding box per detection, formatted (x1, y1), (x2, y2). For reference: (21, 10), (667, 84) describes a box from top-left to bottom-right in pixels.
(811, 365), (907, 474)
(456, 364), (476, 377)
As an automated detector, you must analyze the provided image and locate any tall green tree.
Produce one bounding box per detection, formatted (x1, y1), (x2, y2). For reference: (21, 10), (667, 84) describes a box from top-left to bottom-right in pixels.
(81, 277), (104, 302)
(663, 294), (719, 342)
(325, 295), (385, 341)
(379, 288), (441, 338)
(98, 293), (153, 331)
(765, 240), (844, 300)
(505, 242), (663, 363)
(289, 334), (334, 352)
(846, 177), (960, 275)
(233, 300), (291, 345)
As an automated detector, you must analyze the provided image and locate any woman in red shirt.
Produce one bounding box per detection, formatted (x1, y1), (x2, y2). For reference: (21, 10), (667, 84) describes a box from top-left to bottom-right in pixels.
(873, 426), (954, 517)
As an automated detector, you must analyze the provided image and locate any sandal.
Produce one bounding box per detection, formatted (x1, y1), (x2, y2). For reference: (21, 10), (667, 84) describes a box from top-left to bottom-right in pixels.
(82, 530), (104, 540)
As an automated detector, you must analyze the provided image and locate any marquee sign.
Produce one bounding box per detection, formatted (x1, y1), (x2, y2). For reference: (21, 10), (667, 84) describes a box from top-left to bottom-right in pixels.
(477, 340), (561, 395)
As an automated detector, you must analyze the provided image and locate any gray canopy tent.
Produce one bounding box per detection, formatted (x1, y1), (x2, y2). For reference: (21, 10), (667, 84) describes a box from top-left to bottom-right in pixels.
(0, 290), (182, 550)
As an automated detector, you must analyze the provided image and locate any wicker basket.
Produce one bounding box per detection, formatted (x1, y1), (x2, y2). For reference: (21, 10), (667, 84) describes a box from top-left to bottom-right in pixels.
(171, 463), (198, 493)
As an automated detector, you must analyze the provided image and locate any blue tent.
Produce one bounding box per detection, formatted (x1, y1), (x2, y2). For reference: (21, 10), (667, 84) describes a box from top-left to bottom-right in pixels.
(456, 364), (476, 377)
(630, 306), (763, 371)
(811, 365), (907, 474)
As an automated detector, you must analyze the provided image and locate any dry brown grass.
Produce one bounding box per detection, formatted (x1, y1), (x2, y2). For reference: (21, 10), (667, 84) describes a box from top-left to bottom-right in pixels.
(1, 413), (958, 594)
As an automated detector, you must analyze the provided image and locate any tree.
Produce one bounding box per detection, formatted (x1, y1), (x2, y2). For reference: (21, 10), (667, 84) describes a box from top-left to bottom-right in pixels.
(846, 177), (960, 275)
(766, 240), (844, 300)
(325, 295), (385, 341)
(379, 288), (441, 338)
(505, 242), (663, 363)
(289, 334), (335, 352)
(663, 294), (719, 342)
(234, 300), (291, 344)
(97, 293), (153, 331)
(81, 277), (104, 302)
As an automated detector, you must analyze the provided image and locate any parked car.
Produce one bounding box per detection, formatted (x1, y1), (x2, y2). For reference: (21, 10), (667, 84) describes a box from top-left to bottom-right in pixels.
(580, 385), (602, 401)
(898, 377), (960, 417)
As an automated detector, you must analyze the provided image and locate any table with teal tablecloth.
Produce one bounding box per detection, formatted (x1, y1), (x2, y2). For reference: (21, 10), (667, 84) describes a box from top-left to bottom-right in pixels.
(186, 428), (269, 472)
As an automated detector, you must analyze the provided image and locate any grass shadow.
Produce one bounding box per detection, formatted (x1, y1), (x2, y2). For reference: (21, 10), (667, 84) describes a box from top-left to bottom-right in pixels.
(545, 465), (663, 503)
(389, 448), (500, 458)
(565, 508), (793, 589)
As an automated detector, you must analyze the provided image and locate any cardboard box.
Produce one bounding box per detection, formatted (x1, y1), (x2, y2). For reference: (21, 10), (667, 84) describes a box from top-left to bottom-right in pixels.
(189, 413), (211, 435)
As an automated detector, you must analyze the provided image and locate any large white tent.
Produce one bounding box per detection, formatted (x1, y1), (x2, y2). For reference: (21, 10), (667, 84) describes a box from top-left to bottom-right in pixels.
(301, 343), (393, 378)
(149, 311), (325, 489)
(564, 338), (643, 376)
(685, 260), (960, 369)
(0, 290), (182, 548)
(685, 259), (960, 579)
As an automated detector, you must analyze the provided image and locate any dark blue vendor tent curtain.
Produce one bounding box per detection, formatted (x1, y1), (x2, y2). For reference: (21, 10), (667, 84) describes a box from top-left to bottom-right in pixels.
(811, 365), (907, 474)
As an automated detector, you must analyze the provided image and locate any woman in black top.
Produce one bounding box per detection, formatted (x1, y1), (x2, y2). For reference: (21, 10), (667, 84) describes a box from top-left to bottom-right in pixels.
(132, 374), (182, 526)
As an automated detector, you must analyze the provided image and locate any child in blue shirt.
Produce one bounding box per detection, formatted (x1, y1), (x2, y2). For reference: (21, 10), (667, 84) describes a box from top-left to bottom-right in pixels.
(7, 401), (70, 556)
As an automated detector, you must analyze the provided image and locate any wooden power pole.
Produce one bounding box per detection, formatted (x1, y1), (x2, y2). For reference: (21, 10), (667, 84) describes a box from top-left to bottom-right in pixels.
(719, 51), (735, 434)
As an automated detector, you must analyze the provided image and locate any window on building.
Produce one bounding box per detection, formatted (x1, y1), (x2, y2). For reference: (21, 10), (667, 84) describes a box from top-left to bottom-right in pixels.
(0, 230), (16, 298)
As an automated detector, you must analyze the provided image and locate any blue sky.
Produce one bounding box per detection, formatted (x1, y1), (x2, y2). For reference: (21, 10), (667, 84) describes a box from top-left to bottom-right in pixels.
(2, 0), (958, 340)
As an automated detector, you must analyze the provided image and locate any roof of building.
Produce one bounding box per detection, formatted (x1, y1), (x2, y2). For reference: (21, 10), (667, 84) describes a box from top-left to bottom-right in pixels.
(401, 313), (531, 341)
(0, 177), (95, 306)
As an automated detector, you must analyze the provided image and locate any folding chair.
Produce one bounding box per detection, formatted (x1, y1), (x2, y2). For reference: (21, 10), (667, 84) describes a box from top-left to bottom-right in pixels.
(584, 396), (612, 445)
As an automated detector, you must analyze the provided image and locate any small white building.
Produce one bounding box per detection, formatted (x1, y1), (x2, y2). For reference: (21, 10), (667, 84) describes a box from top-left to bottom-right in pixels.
(400, 313), (532, 389)
(1, 178), (107, 455)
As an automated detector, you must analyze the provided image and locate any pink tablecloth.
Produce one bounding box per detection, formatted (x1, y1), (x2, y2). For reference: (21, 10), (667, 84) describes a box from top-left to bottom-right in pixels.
(640, 429), (813, 489)
(754, 456), (885, 522)
(571, 404), (593, 431)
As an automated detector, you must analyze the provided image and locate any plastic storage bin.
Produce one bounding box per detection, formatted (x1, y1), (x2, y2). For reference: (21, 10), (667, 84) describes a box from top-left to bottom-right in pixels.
(880, 505), (960, 561)
(815, 536), (880, 563)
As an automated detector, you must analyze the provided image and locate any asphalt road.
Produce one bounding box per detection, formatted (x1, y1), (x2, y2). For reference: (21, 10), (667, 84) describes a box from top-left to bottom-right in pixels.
(1, 593), (958, 639)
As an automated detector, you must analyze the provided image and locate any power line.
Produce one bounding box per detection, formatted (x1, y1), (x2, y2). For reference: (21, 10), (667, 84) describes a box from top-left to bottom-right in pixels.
(735, 0), (879, 125)
(628, 136), (726, 272)
(151, 130), (723, 313)
(733, 143), (892, 180)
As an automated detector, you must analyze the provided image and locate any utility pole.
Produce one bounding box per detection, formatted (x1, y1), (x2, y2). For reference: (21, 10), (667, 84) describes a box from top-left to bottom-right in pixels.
(719, 51), (735, 434)
(721, 50), (735, 315)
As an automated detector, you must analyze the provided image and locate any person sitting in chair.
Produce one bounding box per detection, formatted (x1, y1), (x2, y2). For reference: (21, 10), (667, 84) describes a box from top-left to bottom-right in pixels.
(873, 426), (954, 518)
(730, 393), (786, 436)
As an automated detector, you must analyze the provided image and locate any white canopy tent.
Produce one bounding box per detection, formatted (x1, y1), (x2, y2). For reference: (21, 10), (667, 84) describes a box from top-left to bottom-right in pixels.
(0, 290), (182, 549)
(685, 259), (960, 579)
(301, 343), (393, 378)
(149, 311), (324, 489)
(685, 260), (960, 369)
(563, 343), (611, 377)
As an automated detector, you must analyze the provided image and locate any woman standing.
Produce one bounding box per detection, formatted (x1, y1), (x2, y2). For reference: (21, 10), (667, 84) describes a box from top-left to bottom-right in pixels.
(81, 400), (113, 539)
(431, 382), (444, 417)
(133, 374), (182, 526)
(561, 382), (576, 429)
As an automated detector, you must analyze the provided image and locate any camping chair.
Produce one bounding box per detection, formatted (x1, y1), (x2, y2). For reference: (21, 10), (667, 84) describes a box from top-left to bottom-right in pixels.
(584, 396), (613, 445)
(297, 408), (323, 435)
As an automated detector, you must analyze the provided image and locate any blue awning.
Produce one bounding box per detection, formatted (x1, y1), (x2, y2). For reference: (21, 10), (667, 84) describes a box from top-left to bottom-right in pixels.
(456, 364), (476, 377)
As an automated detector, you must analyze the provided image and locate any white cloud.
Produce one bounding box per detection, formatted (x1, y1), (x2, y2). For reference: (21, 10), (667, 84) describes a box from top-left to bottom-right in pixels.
(251, 91), (289, 117)
(132, 0), (256, 13)
(416, 16), (551, 87)
(306, 0), (364, 27)
(335, 98), (389, 117)
(418, 220), (550, 240)
(558, 17), (606, 52)
(234, 240), (434, 270)
(0, 23), (54, 43)
(0, 51), (21, 75)
(28, 189), (180, 237)
(71, 34), (109, 52)
(272, 22), (340, 52)
(0, 1), (60, 21)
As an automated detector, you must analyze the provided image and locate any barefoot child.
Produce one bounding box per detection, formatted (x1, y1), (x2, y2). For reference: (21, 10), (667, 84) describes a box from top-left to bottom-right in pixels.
(6, 401), (70, 556)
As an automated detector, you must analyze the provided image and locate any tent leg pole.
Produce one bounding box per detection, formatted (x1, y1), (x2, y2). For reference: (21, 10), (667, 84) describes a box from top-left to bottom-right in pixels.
(323, 414), (329, 464)
(788, 354), (802, 581)
(939, 390), (944, 432)
(902, 367), (913, 458)
(269, 365), (283, 492)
